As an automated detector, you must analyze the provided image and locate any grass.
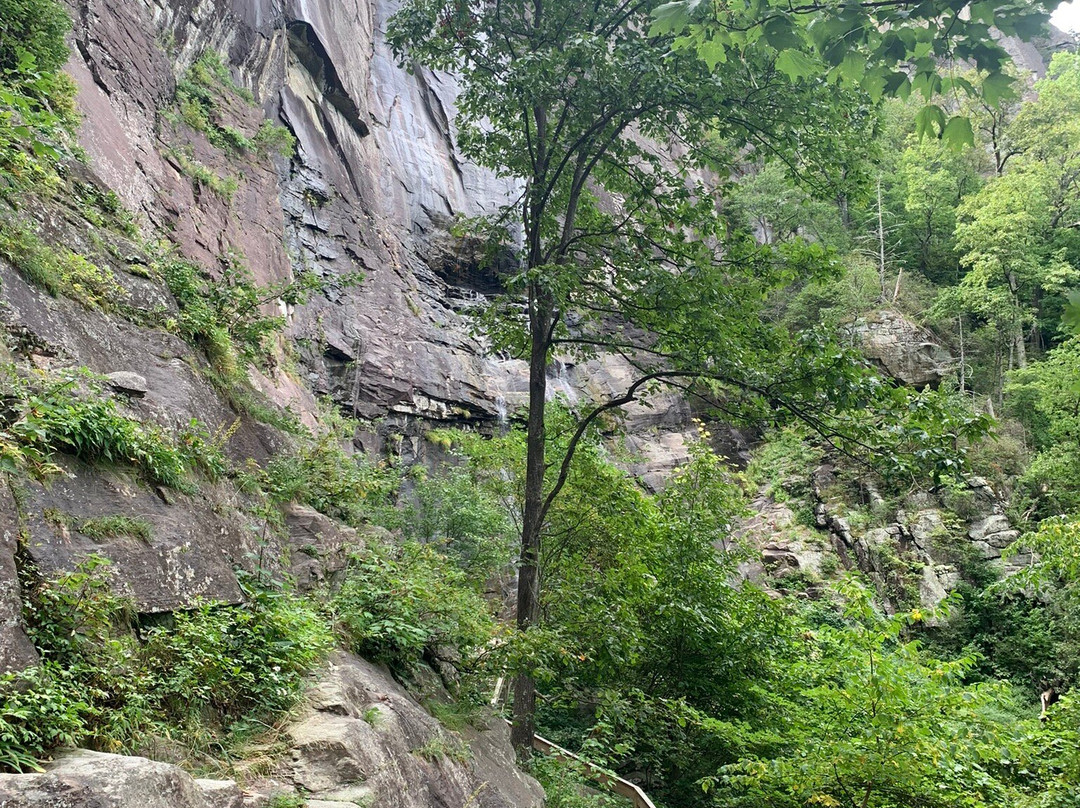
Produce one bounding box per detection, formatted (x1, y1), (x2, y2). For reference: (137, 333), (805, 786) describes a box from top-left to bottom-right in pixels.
(0, 217), (127, 308)
(413, 733), (471, 764)
(167, 149), (239, 201)
(78, 515), (153, 542)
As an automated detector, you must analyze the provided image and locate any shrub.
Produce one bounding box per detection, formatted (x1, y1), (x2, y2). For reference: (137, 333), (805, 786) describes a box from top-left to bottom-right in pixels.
(402, 465), (516, 579)
(0, 0), (78, 179)
(0, 665), (86, 772)
(0, 218), (126, 308)
(142, 570), (333, 722)
(0, 0), (70, 76)
(0, 366), (223, 490)
(167, 149), (238, 201)
(331, 541), (493, 670)
(529, 755), (626, 808)
(3, 555), (333, 771)
(747, 426), (824, 504)
(261, 430), (399, 527)
(252, 121), (296, 157)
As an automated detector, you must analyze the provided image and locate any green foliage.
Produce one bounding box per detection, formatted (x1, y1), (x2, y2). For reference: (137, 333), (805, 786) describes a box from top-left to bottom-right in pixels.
(704, 580), (1029, 808)
(0, 217), (127, 307)
(142, 569), (333, 722)
(402, 462), (516, 580)
(0, 665), (86, 772)
(331, 540), (494, 671)
(0, 367), (222, 490)
(252, 121), (296, 158)
(412, 733), (471, 763)
(0, 0), (78, 183)
(747, 426), (823, 504)
(77, 515), (153, 542)
(2, 555), (332, 771)
(1006, 337), (1080, 518)
(173, 52), (293, 159)
(265, 793), (306, 808)
(529, 755), (628, 808)
(259, 429), (399, 528)
(657, 0), (1048, 134)
(166, 148), (239, 201)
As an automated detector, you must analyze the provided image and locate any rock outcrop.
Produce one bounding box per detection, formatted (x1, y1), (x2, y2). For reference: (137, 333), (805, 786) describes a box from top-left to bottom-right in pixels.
(849, 309), (953, 389)
(0, 654), (542, 808)
(739, 474), (1025, 614)
(272, 652), (543, 808)
(0, 751), (244, 808)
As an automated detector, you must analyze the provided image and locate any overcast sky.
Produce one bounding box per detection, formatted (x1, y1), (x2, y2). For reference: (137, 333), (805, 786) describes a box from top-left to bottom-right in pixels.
(1052, 1), (1080, 32)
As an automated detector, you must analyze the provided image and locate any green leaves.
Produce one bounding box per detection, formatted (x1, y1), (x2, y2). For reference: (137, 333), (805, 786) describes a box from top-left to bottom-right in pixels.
(982, 71), (1018, 106)
(649, 0), (700, 35)
(775, 49), (818, 81)
(942, 115), (976, 149)
(915, 103), (947, 140)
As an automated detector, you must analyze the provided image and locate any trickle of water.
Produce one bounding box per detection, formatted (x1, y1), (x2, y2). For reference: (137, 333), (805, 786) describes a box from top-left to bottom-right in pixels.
(494, 394), (508, 426)
(546, 359), (579, 406)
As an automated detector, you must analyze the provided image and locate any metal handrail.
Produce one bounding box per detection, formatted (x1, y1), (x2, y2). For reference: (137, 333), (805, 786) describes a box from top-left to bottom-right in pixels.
(492, 675), (657, 808)
(528, 729), (657, 808)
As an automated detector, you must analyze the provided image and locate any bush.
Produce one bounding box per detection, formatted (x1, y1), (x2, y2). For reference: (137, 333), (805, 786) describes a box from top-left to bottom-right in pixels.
(0, 0), (78, 182)
(261, 429), (399, 527)
(0, 0), (70, 76)
(331, 541), (493, 670)
(0, 366), (223, 490)
(529, 755), (627, 808)
(2, 555), (333, 771)
(403, 465), (516, 580)
(142, 570), (333, 722)
(0, 218), (126, 308)
(0, 665), (86, 772)
(747, 426), (823, 504)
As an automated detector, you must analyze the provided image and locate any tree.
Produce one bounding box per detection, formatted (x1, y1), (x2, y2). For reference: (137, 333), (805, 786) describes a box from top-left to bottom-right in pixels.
(705, 581), (1030, 808)
(388, 0), (1043, 753)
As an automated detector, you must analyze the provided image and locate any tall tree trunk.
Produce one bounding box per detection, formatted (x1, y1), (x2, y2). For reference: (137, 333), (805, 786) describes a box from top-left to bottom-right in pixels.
(876, 177), (887, 301)
(511, 282), (551, 755)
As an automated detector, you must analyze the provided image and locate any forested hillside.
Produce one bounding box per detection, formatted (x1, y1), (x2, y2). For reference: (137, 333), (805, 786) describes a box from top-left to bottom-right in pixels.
(0, 0), (1079, 807)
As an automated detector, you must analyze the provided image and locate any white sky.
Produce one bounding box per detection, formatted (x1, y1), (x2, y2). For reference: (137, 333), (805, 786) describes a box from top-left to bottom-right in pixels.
(1051, 0), (1080, 32)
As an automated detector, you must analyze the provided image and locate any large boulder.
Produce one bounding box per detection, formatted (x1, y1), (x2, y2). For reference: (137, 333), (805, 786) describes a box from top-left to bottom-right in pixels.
(0, 750), (243, 808)
(269, 652), (544, 808)
(849, 309), (952, 389)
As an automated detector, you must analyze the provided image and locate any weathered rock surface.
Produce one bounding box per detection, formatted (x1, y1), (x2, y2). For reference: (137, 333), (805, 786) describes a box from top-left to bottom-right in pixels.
(849, 309), (952, 389)
(18, 458), (252, 613)
(0, 655), (542, 808)
(284, 503), (364, 592)
(0, 485), (38, 673)
(0, 750), (243, 808)
(267, 652), (544, 808)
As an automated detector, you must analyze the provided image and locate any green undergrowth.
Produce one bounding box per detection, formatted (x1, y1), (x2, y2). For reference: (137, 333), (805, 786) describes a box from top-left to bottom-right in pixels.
(173, 52), (294, 158)
(529, 755), (631, 808)
(165, 148), (239, 201)
(330, 540), (494, 670)
(42, 510), (153, 542)
(153, 247), (355, 433)
(0, 365), (226, 491)
(0, 555), (331, 772)
(0, 217), (127, 308)
(0, 0), (79, 191)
